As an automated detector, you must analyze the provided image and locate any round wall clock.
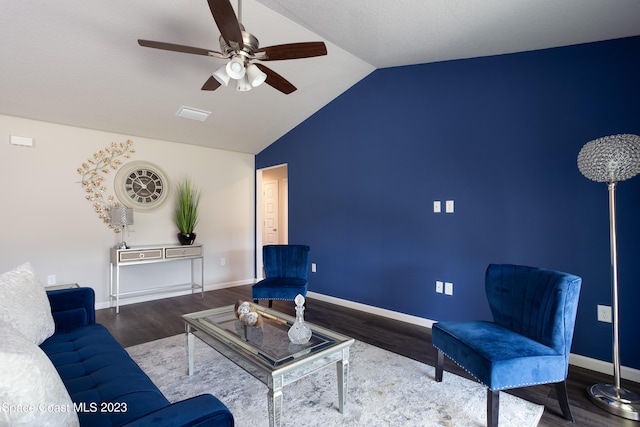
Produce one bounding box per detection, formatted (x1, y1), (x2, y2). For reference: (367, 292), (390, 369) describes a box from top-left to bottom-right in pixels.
(114, 161), (170, 212)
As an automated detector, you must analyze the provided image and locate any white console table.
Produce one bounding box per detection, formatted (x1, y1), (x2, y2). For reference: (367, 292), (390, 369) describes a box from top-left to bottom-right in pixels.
(109, 244), (204, 313)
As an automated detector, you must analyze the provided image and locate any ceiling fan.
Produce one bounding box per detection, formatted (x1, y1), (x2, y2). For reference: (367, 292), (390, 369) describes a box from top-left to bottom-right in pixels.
(138, 0), (327, 94)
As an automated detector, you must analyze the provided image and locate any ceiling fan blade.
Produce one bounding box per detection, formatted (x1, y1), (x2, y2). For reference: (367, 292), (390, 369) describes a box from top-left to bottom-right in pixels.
(255, 64), (296, 94)
(207, 0), (243, 50)
(201, 75), (222, 91)
(138, 39), (225, 57)
(255, 42), (327, 61)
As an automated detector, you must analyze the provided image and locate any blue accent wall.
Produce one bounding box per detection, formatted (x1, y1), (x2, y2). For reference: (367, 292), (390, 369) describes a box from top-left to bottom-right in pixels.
(256, 36), (640, 368)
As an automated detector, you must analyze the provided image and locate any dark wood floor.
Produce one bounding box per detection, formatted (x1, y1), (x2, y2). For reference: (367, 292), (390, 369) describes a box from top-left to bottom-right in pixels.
(96, 285), (640, 427)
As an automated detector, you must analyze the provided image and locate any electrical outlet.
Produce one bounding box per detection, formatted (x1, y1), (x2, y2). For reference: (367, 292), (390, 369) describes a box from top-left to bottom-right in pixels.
(47, 275), (56, 285)
(433, 201), (441, 213)
(311, 263), (317, 273)
(597, 305), (612, 323)
(444, 282), (453, 295)
(435, 281), (443, 293)
(220, 257), (226, 266)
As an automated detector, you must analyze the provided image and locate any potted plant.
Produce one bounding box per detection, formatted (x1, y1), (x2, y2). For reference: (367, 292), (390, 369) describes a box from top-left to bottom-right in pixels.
(175, 177), (201, 245)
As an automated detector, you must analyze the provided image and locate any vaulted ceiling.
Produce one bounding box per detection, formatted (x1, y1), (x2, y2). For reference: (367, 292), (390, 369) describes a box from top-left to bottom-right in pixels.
(2, 1), (639, 154)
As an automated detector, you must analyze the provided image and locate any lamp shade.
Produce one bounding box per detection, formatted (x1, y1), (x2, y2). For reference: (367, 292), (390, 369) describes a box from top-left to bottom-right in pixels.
(109, 206), (134, 227)
(577, 134), (640, 183)
(235, 75), (252, 92)
(246, 63), (267, 87)
(212, 65), (230, 86)
(225, 57), (246, 80)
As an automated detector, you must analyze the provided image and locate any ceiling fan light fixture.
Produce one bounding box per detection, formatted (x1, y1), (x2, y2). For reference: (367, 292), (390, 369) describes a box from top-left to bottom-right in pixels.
(246, 63), (267, 87)
(212, 65), (230, 86)
(235, 75), (252, 92)
(137, 0), (328, 95)
(226, 56), (246, 79)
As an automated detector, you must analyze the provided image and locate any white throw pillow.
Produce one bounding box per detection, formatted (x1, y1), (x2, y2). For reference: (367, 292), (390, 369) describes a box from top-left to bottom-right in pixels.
(0, 262), (55, 345)
(0, 321), (79, 426)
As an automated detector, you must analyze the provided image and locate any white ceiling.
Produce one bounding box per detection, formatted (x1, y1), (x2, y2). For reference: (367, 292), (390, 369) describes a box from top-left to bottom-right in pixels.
(2, 1), (639, 155)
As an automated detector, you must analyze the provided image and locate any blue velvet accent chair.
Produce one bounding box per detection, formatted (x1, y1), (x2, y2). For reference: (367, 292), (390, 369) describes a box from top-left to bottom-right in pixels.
(253, 245), (310, 308)
(432, 264), (582, 427)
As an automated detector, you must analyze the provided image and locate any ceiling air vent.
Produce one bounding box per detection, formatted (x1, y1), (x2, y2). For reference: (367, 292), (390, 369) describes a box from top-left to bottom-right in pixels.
(176, 106), (211, 122)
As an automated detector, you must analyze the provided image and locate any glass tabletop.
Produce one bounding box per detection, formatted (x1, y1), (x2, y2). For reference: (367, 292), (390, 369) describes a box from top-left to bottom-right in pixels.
(182, 305), (353, 369)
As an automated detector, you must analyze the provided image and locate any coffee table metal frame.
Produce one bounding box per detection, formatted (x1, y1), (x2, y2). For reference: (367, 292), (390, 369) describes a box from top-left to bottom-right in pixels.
(182, 305), (355, 427)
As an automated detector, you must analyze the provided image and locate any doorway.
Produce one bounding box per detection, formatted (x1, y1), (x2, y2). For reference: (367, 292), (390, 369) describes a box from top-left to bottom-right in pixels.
(256, 164), (288, 278)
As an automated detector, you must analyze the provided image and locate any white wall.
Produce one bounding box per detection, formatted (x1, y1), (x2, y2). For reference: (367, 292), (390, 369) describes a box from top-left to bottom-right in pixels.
(0, 114), (255, 308)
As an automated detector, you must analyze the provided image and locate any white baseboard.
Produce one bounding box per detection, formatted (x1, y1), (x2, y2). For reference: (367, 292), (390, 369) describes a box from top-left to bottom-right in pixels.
(94, 279), (255, 310)
(307, 291), (436, 328)
(307, 291), (640, 384)
(570, 353), (640, 384)
(205, 279), (256, 291)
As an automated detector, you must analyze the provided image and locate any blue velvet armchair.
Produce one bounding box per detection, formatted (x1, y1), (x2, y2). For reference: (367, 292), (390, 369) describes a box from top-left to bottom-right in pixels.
(253, 245), (310, 308)
(432, 264), (582, 426)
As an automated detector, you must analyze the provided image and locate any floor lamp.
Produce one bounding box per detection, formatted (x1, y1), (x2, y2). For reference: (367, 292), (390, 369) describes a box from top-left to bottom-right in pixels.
(577, 133), (640, 420)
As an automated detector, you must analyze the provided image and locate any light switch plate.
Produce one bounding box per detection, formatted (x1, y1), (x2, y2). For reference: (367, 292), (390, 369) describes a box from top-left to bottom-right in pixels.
(445, 282), (453, 295)
(433, 201), (441, 213)
(445, 200), (454, 213)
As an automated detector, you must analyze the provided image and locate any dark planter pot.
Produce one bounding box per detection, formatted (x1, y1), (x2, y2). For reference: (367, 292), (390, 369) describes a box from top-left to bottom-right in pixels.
(177, 233), (196, 245)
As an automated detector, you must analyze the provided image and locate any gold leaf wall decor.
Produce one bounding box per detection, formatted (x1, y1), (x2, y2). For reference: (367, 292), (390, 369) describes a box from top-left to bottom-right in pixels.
(76, 140), (135, 232)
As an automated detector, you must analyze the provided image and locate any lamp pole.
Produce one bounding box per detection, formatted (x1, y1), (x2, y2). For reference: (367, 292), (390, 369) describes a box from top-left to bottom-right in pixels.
(608, 183), (621, 391)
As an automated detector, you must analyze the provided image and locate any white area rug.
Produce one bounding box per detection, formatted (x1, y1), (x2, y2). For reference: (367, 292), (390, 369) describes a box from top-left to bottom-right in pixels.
(127, 335), (543, 427)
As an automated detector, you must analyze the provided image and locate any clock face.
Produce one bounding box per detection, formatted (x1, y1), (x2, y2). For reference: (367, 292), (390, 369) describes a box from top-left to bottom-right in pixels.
(114, 161), (170, 211)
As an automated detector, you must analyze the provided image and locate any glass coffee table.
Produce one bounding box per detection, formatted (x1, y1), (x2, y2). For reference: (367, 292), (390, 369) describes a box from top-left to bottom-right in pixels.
(182, 305), (355, 427)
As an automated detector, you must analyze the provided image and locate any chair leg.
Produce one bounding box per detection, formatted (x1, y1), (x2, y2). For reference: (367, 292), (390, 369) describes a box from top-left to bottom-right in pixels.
(487, 389), (499, 427)
(435, 349), (444, 382)
(555, 381), (574, 422)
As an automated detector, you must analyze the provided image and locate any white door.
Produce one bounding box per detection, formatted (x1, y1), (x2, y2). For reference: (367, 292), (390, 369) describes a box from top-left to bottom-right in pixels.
(263, 181), (279, 244)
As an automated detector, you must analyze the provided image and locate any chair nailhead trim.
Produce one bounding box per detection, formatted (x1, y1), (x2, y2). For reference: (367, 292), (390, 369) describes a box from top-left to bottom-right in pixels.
(433, 345), (565, 391)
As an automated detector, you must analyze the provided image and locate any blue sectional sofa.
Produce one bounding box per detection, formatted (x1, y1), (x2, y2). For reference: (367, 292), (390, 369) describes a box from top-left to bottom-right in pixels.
(40, 287), (234, 427)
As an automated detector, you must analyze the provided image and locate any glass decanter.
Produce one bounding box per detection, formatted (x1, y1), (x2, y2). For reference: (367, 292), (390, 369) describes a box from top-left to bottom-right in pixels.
(288, 294), (312, 344)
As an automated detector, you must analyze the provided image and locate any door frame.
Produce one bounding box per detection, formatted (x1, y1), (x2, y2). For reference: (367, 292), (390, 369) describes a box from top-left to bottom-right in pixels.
(255, 164), (288, 279)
